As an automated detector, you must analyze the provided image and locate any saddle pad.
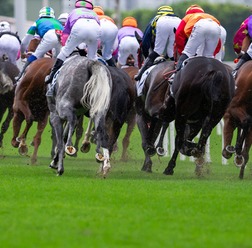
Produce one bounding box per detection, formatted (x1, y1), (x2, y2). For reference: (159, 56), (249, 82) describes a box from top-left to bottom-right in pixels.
(136, 65), (156, 96)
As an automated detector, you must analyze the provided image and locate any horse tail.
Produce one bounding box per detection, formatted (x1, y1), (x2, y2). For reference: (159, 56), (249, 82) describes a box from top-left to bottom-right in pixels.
(80, 61), (112, 118)
(201, 70), (224, 102)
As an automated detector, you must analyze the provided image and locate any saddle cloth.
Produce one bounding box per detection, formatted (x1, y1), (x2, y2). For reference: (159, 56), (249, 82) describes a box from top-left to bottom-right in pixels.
(136, 65), (156, 96)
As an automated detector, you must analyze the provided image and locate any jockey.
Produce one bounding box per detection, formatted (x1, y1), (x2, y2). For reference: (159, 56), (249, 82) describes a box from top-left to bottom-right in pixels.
(58, 13), (69, 27)
(45, 0), (101, 87)
(15, 6), (63, 82)
(134, 5), (181, 81)
(232, 15), (252, 78)
(93, 6), (118, 67)
(174, 4), (221, 71)
(0, 21), (21, 65)
(116, 16), (143, 68)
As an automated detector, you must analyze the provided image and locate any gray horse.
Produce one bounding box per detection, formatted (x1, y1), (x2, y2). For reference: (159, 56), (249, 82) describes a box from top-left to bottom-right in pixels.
(48, 55), (112, 176)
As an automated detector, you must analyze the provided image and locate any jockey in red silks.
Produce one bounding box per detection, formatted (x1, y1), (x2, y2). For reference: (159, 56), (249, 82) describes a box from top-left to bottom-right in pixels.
(116, 16), (143, 68)
(175, 4), (221, 71)
(232, 15), (252, 78)
(45, 0), (101, 88)
(134, 5), (181, 81)
(15, 6), (63, 82)
(0, 21), (21, 65)
(93, 6), (118, 67)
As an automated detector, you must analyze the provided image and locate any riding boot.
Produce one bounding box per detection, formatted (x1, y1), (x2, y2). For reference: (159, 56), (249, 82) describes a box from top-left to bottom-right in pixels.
(175, 53), (189, 71)
(106, 57), (116, 67)
(232, 52), (251, 78)
(45, 58), (64, 84)
(168, 54), (189, 84)
(15, 60), (32, 82)
(134, 51), (159, 81)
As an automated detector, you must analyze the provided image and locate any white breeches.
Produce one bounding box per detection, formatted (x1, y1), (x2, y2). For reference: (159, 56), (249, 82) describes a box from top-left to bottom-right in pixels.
(154, 15), (181, 58)
(0, 34), (20, 65)
(33, 29), (62, 59)
(58, 18), (101, 61)
(118, 36), (139, 67)
(183, 18), (221, 58)
(99, 19), (118, 60)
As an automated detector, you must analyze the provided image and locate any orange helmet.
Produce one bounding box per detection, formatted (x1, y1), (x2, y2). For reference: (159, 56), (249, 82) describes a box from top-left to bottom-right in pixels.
(185, 4), (204, 15)
(93, 6), (104, 16)
(122, 16), (137, 28)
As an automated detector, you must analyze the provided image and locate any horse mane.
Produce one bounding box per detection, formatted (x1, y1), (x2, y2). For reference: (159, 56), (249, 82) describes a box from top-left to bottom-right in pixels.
(80, 60), (112, 118)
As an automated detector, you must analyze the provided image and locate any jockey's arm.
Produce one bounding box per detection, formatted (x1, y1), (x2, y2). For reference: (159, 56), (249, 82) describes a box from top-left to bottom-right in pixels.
(20, 34), (34, 58)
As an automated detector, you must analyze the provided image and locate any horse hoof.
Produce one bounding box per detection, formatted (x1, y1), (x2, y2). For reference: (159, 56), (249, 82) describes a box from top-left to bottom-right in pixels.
(226, 145), (236, 154)
(222, 149), (232, 159)
(234, 155), (244, 168)
(163, 168), (174, 175)
(49, 162), (58, 170)
(146, 147), (156, 157)
(65, 146), (76, 156)
(18, 145), (28, 156)
(102, 160), (111, 177)
(80, 142), (91, 153)
(156, 147), (165, 156)
(95, 153), (105, 163)
(57, 170), (64, 176)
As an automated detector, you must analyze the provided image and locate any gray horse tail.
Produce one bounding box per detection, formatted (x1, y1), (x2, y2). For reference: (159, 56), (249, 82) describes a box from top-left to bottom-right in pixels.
(80, 61), (112, 118)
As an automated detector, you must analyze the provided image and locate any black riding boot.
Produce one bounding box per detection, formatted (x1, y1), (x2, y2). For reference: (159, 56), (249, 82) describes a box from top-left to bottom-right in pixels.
(15, 60), (32, 82)
(232, 52), (251, 78)
(45, 58), (64, 84)
(175, 53), (189, 71)
(134, 51), (159, 81)
(106, 57), (116, 67)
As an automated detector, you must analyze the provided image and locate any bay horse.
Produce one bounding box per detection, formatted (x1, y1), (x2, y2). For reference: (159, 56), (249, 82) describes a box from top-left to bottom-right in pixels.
(11, 57), (54, 164)
(163, 56), (235, 176)
(136, 59), (175, 172)
(48, 55), (112, 177)
(81, 65), (136, 160)
(0, 61), (19, 147)
(120, 65), (138, 161)
(222, 61), (252, 179)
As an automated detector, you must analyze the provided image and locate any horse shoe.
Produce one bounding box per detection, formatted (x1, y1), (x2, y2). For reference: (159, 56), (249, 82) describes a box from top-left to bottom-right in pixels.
(95, 153), (105, 162)
(234, 155), (245, 168)
(225, 145), (236, 154)
(65, 146), (76, 156)
(156, 147), (165, 156)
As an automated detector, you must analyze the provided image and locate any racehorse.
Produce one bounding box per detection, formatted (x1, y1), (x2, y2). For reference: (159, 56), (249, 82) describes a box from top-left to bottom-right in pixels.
(0, 61), (19, 147)
(163, 56), (235, 176)
(11, 57), (54, 164)
(120, 65), (138, 161)
(222, 61), (252, 179)
(73, 65), (136, 162)
(136, 59), (175, 172)
(48, 55), (112, 177)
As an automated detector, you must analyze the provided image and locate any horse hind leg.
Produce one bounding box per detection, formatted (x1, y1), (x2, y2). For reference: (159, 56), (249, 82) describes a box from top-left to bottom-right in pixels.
(30, 114), (49, 164)
(0, 107), (13, 147)
(80, 118), (93, 153)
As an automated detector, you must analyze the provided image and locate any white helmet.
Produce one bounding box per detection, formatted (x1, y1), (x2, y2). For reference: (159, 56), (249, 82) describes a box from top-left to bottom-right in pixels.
(58, 13), (69, 25)
(39, 6), (55, 18)
(0, 21), (11, 32)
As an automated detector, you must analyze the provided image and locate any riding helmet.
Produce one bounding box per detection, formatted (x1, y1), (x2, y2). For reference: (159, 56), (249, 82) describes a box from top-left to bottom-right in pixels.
(0, 21), (11, 32)
(93, 6), (104, 16)
(185, 4), (204, 15)
(157, 6), (174, 15)
(122, 16), (138, 28)
(75, 0), (94, 9)
(39, 6), (55, 18)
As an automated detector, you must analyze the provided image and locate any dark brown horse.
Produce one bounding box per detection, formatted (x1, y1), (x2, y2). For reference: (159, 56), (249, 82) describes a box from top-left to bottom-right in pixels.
(80, 65), (137, 162)
(222, 61), (252, 179)
(163, 56), (235, 176)
(11, 57), (54, 164)
(136, 59), (175, 172)
(0, 61), (19, 147)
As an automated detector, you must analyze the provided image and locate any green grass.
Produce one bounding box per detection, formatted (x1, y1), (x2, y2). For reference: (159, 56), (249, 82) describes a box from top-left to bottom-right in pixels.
(0, 121), (252, 248)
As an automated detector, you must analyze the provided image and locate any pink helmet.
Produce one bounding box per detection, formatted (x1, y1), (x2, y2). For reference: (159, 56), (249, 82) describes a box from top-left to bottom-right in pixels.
(75, 0), (93, 9)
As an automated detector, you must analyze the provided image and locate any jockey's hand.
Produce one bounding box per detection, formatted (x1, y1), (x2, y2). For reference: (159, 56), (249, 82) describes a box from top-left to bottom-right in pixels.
(21, 53), (27, 59)
(236, 51), (245, 59)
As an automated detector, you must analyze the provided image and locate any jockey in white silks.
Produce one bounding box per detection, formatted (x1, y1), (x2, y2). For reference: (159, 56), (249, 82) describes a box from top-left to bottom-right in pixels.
(45, 0), (101, 90)
(116, 16), (143, 68)
(93, 5), (118, 67)
(0, 21), (21, 65)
